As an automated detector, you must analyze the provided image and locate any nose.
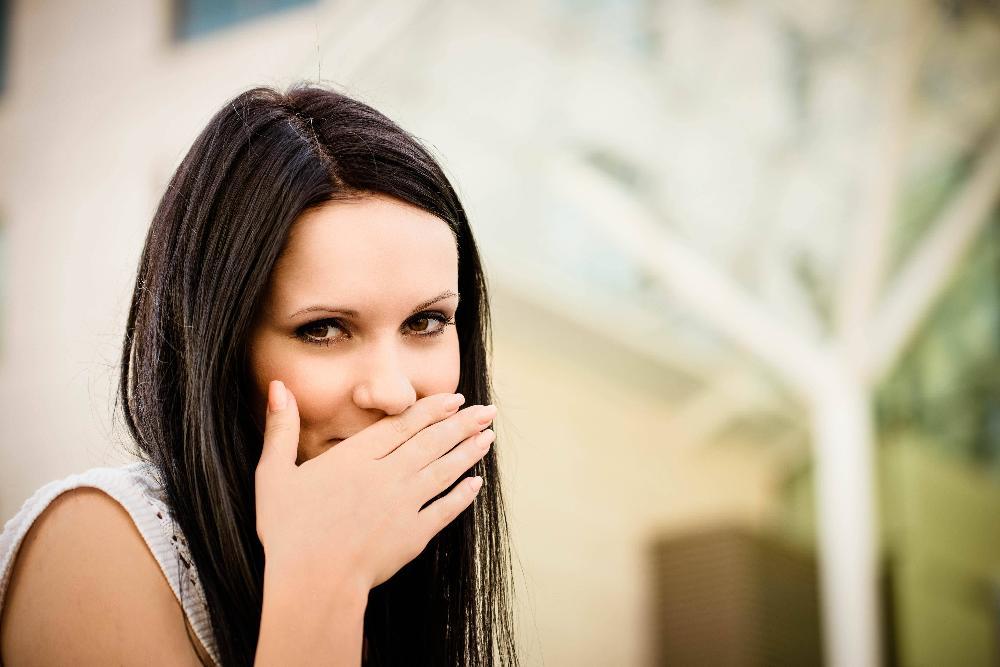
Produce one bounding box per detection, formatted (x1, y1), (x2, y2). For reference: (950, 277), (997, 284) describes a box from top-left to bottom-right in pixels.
(351, 345), (417, 416)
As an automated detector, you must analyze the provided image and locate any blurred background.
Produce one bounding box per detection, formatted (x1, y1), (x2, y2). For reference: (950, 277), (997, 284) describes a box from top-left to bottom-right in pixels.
(1, 0), (999, 665)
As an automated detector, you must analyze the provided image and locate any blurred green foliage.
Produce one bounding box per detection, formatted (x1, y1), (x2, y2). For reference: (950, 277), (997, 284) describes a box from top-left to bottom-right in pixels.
(878, 207), (1000, 473)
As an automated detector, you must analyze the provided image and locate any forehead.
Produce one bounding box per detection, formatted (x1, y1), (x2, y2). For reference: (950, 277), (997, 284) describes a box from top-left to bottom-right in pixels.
(267, 195), (458, 312)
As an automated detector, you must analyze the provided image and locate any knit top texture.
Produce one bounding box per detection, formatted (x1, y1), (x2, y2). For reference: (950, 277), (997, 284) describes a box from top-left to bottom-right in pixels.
(0, 461), (220, 665)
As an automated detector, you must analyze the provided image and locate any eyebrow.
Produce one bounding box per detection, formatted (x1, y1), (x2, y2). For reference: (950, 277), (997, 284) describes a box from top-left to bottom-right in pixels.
(288, 290), (460, 320)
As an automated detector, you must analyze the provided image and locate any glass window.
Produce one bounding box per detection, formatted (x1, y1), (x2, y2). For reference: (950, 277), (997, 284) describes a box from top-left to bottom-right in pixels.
(174, 0), (316, 40)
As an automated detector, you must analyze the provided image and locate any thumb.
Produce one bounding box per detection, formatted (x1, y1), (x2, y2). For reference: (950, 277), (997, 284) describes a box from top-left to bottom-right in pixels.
(260, 379), (301, 469)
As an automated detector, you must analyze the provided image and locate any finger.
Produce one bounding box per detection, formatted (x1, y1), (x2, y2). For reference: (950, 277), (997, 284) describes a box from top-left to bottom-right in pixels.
(417, 474), (484, 542)
(258, 380), (300, 471)
(393, 404), (496, 473)
(344, 392), (466, 460)
(414, 428), (493, 505)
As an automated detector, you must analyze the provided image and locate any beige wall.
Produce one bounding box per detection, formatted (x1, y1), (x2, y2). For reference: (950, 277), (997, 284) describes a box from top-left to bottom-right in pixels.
(491, 288), (782, 665)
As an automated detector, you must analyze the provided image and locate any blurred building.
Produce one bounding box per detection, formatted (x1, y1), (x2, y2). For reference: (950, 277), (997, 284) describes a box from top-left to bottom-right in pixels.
(1, 1), (999, 665)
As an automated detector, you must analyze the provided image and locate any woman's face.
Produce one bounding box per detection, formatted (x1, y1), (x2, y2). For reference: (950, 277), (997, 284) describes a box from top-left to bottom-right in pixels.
(247, 194), (461, 464)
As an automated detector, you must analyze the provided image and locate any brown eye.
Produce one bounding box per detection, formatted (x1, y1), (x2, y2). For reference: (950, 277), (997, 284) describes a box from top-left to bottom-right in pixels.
(406, 312), (454, 337)
(296, 320), (348, 346)
(303, 324), (331, 339)
(409, 317), (433, 333)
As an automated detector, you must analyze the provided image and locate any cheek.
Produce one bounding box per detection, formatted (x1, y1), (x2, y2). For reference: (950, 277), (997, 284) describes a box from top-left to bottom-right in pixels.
(412, 334), (462, 394)
(247, 331), (345, 423)
(285, 365), (353, 428)
(250, 343), (352, 425)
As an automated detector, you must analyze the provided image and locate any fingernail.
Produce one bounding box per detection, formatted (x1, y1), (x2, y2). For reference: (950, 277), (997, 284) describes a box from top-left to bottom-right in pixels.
(469, 475), (484, 491)
(268, 380), (287, 412)
(446, 393), (466, 410)
(477, 404), (497, 424)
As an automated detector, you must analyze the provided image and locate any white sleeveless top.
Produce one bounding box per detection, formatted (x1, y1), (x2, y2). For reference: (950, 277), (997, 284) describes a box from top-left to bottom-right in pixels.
(0, 461), (221, 665)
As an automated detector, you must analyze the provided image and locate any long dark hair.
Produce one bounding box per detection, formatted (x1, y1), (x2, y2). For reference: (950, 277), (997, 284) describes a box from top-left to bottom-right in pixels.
(117, 84), (520, 666)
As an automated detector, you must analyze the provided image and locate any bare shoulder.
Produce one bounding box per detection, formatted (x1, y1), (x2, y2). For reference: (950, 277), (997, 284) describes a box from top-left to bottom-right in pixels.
(0, 486), (209, 666)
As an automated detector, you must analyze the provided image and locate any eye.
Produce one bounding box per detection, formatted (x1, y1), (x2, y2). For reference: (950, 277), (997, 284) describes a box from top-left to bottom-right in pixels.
(406, 311), (455, 337)
(296, 319), (348, 346)
(293, 311), (456, 347)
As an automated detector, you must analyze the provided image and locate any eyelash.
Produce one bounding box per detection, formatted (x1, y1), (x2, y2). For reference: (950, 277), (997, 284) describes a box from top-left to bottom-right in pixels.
(293, 311), (456, 347)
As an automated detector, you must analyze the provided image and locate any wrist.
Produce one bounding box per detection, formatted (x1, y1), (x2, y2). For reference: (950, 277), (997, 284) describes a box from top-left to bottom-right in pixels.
(256, 560), (370, 666)
(263, 558), (370, 612)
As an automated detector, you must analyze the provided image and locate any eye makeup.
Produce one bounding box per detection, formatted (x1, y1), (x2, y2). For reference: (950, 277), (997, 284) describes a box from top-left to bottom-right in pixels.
(292, 310), (456, 347)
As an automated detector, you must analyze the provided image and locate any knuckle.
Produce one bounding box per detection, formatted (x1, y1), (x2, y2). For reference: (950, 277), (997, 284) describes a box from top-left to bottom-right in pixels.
(446, 418), (470, 443)
(433, 465), (453, 489)
(389, 416), (409, 436)
(439, 397), (457, 416)
(463, 411), (486, 432)
(449, 491), (466, 517)
(464, 442), (482, 464)
(430, 504), (450, 532)
(266, 421), (291, 436)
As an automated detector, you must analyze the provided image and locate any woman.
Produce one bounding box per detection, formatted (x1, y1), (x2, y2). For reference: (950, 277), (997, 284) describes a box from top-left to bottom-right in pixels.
(0, 84), (520, 666)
